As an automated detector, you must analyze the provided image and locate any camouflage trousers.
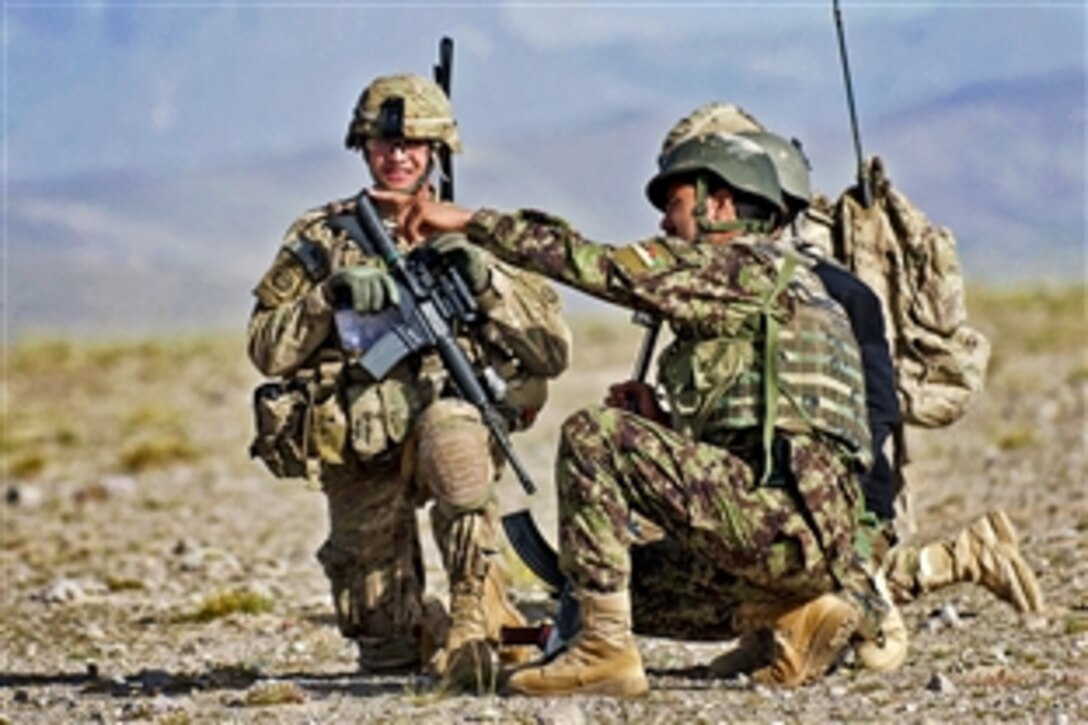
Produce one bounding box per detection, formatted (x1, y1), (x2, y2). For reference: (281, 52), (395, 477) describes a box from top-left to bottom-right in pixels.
(316, 402), (502, 670)
(556, 405), (880, 638)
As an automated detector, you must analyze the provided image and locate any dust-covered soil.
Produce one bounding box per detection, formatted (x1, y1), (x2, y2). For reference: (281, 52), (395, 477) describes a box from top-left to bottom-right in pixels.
(2, 286), (1085, 724)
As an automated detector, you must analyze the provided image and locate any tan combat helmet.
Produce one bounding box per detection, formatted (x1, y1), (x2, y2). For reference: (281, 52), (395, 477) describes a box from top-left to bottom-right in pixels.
(345, 73), (462, 154)
(738, 130), (813, 220)
(658, 101), (765, 163)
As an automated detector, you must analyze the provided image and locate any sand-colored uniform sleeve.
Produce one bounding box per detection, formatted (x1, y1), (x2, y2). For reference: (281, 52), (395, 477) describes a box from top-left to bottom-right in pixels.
(475, 257), (572, 379)
(247, 211), (339, 378)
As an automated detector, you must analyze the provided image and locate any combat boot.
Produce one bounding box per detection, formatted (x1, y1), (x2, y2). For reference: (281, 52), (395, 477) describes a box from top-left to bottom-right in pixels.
(732, 593), (859, 687)
(432, 574), (496, 693)
(885, 509), (1045, 614)
(505, 590), (649, 697)
(482, 564), (534, 667)
(854, 571), (909, 672)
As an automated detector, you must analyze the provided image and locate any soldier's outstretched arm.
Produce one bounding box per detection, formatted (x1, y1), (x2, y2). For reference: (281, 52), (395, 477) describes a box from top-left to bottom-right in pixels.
(370, 189), (650, 313)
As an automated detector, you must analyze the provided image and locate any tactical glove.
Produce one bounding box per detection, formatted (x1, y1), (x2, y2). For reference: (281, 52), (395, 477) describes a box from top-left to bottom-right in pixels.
(431, 234), (491, 293)
(326, 265), (399, 315)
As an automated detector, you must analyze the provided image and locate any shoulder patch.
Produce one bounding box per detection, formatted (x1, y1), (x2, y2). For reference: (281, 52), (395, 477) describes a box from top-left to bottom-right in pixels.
(253, 248), (312, 307)
(613, 240), (675, 277)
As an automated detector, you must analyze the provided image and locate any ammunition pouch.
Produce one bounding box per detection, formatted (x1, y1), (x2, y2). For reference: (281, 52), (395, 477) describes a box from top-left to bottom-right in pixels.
(346, 369), (425, 463)
(250, 379), (311, 479)
(250, 361), (350, 478)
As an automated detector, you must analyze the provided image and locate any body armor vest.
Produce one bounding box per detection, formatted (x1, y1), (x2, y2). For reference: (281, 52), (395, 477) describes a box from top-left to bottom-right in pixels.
(657, 244), (872, 476)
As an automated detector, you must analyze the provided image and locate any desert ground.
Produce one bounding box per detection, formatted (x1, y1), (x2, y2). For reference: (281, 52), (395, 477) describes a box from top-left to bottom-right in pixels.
(2, 285), (1085, 723)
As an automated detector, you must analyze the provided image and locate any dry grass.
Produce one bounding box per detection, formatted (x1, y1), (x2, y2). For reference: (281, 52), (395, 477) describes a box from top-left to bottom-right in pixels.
(0, 283), (1084, 722)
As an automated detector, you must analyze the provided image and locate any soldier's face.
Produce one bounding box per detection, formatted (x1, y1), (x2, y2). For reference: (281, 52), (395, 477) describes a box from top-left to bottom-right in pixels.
(659, 181), (738, 244)
(364, 137), (431, 192)
(660, 182), (700, 241)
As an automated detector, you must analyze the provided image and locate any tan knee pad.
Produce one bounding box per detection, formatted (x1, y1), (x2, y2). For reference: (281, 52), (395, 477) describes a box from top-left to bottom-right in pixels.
(415, 399), (495, 511)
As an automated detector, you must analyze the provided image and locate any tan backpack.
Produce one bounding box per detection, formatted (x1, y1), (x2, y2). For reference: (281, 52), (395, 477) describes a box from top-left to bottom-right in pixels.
(826, 156), (991, 429)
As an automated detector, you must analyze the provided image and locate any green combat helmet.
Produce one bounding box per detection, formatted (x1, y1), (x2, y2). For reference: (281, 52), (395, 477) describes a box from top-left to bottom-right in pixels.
(646, 132), (784, 235)
(738, 130), (813, 221)
(658, 101), (765, 163)
(345, 73), (462, 154)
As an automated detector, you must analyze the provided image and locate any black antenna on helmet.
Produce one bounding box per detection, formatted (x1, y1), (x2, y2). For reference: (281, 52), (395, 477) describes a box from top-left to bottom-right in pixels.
(832, 0), (871, 208)
(433, 36), (455, 202)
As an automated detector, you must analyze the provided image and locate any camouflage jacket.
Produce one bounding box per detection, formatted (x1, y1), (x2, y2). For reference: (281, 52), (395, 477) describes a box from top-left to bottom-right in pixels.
(248, 196), (572, 464)
(466, 208), (871, 469)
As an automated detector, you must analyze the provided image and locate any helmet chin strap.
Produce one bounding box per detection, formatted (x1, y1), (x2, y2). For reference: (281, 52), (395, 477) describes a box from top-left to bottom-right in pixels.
(693, 174), (775, 238)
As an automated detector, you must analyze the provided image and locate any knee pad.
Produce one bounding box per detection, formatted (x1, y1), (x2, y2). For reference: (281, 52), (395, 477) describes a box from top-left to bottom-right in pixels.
(415, 399), (495, 511)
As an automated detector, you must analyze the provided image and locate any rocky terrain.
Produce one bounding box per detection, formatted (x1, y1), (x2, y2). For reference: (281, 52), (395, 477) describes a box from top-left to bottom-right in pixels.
(1, 285), (1085, 723)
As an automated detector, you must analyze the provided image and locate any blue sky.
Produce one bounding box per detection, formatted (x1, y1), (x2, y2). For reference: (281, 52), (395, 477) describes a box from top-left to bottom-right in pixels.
(4, 2), (1086, 333)
(8, 3), (1082, 181)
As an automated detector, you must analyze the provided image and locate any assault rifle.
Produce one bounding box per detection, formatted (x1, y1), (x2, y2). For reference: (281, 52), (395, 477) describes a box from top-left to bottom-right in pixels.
(339, 192), (541, 498)
(331, 193), (566, 590)
(433, 36), (455, 202)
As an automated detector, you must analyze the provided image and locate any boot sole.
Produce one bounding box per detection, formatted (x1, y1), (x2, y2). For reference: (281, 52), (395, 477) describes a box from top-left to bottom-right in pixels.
(505, 674), (649, 698)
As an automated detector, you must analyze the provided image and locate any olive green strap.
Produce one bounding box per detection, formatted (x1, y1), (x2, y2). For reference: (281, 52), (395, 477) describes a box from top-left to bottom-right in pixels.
(759, 253), (798, 486)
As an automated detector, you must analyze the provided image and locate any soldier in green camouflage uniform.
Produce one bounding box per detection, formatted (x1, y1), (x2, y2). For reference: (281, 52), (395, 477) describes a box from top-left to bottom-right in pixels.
(626, 104), (1043, 677)
(653, 102), (1042, 614)
(247, 74), (571, 690)
(375, 132), (887, 695)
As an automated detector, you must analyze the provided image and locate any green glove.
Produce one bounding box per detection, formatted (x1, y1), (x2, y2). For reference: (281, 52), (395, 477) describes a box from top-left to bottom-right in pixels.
(326, 265), (399, 315)
(431, 233), (491, 293)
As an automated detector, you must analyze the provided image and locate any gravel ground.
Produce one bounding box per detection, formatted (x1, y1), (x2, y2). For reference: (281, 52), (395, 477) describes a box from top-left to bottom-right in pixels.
(2, 289), (1085, 723)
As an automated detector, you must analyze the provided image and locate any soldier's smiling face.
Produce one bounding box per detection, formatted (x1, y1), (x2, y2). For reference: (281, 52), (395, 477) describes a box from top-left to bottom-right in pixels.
(364, 137), (432, 192)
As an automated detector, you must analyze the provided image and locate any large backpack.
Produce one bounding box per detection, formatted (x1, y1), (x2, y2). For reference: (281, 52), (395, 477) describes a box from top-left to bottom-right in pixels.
(820, 156), (991, 429)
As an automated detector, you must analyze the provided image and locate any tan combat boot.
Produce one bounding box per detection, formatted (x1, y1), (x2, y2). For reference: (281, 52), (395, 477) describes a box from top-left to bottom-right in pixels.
(885, 509), (1045, 614)
(731, 593), (859, 687)
(854, 571), (909, 672)
(482, 564), (534, 667)
(505, 590), (649, 697)
(432, 575), (496, 693)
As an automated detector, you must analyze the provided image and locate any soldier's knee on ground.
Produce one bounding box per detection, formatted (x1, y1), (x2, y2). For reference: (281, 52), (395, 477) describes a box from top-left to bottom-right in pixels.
(316, 539), (426, 661)
(415, 399), (495, 511)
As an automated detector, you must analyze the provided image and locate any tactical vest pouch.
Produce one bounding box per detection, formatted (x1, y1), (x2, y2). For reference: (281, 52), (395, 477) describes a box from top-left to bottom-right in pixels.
(250, 380), (310, 479)
(346, 374), (420, 462)
(308, 384), (348, 466)
(659, 335), (756, 440)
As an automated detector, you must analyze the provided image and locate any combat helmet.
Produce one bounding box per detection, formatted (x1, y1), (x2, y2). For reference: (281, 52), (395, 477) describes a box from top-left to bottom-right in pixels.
(738, 130), (812, 219)
(345, 73), (462, 153)
(658, 102), (765, 163)
(646, 132), (784, 234)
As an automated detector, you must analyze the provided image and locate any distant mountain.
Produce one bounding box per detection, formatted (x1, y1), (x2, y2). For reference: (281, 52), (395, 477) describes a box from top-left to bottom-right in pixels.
(7, 69), (1083, 337)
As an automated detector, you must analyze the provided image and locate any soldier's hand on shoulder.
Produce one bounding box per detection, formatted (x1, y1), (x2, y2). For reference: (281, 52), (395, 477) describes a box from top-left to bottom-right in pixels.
(325, 265), (399, 315)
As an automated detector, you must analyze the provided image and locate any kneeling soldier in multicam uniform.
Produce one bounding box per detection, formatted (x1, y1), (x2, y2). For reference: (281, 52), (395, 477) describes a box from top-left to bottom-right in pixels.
(376, 132), (893, 695)
(247, 73), (572, 692)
